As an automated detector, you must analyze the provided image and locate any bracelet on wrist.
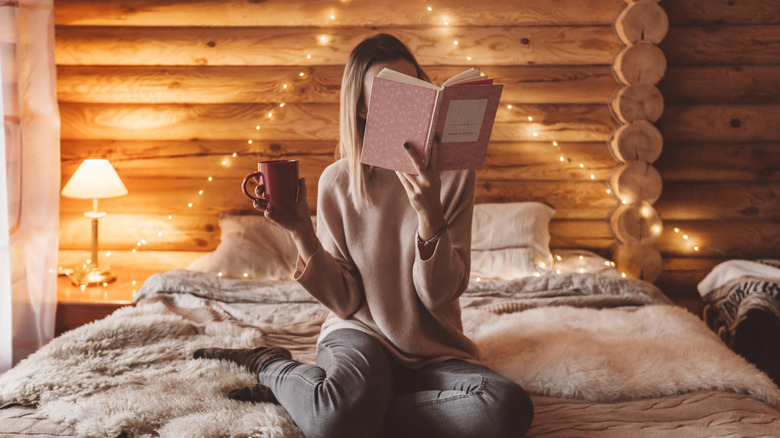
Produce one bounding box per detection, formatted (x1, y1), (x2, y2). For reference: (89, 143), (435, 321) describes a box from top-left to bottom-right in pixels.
(417, 221), (448, 247)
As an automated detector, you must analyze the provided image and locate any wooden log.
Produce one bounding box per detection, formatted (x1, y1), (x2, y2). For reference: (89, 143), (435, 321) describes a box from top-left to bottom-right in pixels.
(656, 220), (779, 258)
(58, 139), (616, 185)
(59, 211), (615, 252)
(53, 0), (623, 27)
(609, 161), (663, 204)
(612, 42), (667, 85)
(656, 181), (780, 221)
(474, 181), (615, 220)
(56, 65), (617, 104)
(659, 104), (780, 143)
(609, 201), (663, 244)
(610, 83), (664, 123)
(60, 178), (615, 220)
(612, 242), (663, 282)
(664, 0), (780, 26)
(58, 249), (205, 274)
(59, 102), (616, 142)
(656, 142), (780, 183)
(661, 25), (780, 66)
(659, 66), (780, 105)
(608, 120), (662, 163)
(53, 25), (621, 67)
(614, 0), (668, 45)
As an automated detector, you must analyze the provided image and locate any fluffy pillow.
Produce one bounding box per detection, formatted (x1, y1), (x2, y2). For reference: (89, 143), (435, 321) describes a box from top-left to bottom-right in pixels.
(471, 247), (545, 280)
(471, 201), (555, 258)
(187, 213), (298, 280)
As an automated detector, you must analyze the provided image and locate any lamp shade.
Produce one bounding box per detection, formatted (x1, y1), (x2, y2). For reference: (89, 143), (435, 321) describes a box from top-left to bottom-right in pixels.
(61, 159), (128, 199)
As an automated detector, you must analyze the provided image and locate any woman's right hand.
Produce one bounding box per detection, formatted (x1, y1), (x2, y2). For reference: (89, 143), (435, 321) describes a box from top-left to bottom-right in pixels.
(257, 178), (319, 261)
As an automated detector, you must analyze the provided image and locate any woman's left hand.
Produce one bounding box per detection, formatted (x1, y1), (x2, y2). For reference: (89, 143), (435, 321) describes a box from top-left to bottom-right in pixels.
(396, 138), (445, 241)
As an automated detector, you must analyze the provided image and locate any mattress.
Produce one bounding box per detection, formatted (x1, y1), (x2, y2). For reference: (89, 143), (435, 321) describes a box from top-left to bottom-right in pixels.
(1, 270), (778, 437)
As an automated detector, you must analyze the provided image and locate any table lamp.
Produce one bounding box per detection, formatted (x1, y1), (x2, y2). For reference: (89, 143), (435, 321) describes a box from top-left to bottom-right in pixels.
(61, 159), (128, 286)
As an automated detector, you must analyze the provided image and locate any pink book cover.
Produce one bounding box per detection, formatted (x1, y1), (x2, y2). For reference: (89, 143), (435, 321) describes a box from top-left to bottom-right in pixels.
(360, 77), (439, 174)
(431, 83), (503, 170)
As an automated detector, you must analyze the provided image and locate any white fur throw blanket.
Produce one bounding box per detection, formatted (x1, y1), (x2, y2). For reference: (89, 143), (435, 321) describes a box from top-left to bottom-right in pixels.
(1, 297), (779, 437)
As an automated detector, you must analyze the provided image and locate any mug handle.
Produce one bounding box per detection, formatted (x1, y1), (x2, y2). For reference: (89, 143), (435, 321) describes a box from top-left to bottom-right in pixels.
(241, 171), (268, 208)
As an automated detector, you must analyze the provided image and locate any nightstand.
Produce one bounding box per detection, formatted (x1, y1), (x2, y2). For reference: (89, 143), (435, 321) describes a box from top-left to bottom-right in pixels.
(55, 268), (148, 335)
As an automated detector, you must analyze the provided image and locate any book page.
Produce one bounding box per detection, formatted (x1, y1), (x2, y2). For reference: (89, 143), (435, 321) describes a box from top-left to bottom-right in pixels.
(440, 99), (489, 143)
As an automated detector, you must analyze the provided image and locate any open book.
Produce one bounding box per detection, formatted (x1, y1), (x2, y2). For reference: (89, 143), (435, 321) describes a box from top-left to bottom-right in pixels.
(360, 67), (503, 174)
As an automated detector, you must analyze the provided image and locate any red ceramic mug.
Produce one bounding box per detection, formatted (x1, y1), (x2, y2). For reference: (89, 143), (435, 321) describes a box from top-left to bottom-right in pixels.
(241, 160), (299, 210)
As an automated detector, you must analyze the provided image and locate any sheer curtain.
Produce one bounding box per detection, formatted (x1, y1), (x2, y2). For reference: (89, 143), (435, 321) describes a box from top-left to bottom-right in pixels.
(0, 0), (60, 373)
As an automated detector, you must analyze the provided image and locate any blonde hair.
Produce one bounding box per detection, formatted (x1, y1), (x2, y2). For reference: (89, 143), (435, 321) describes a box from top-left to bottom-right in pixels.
(337, 33), (428, 211)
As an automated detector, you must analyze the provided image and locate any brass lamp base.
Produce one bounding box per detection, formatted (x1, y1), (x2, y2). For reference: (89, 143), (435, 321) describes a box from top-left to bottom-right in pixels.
(68, 265), (117, 286)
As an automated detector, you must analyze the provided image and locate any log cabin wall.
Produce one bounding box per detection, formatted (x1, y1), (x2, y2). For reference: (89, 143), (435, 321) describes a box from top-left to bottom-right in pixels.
(654, 1), (780, 313)
(54, 1), (691, 306)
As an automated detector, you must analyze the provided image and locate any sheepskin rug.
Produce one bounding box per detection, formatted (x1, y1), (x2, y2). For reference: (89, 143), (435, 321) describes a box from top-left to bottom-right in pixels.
(1, 300), (778, 437)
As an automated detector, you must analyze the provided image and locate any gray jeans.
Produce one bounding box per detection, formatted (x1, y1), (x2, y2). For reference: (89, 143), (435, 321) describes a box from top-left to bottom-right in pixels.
(258, 329), (533, 438)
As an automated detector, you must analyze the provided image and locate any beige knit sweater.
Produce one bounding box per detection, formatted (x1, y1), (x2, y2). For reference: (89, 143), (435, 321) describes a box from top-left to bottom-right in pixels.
(295, 159), (479, 367)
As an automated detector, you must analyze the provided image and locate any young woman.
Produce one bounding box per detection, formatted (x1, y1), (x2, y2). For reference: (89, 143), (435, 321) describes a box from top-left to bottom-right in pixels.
(195, 33), (534, 438)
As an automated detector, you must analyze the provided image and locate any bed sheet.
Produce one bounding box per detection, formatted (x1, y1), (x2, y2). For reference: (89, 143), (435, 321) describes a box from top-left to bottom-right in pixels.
(1, 270), (778, 437)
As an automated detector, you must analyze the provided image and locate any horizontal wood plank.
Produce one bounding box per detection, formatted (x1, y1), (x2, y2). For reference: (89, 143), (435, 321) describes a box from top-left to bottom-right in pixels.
(656, 220), (779, 258)
(59, 102), (615, 142)
(656, 182), (780, 220)
(664, 0), (780, 26)
(56, 65), (617, 104)
(662, 25), (780, 66)
(659, 65), (780, 105)
(656, 142), (780, 183)
(60, 178), (615, 220)
(59, 211), (615, 252)
(61, 140), (615, 182)
(54, 25), (620, 66)
(658, 104), (780, 143)
(53, 0), (622, 27)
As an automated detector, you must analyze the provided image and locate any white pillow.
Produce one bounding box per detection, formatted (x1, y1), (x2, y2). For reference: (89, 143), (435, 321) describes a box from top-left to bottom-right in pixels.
(471, 202), (555, 261)
(470, 247), (546, 280)
(187, 213), (298, 280)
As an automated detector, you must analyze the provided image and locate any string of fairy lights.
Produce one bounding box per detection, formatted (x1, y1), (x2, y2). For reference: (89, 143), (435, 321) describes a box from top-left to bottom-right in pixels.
(88, 2), (698, 289)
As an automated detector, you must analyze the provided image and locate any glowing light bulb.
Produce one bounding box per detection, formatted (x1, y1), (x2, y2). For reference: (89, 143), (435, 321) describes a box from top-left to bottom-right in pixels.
(299, 72), (305, 77)
(208, 177), (213, 182)
(256, 125), (260, 130)
(652, 225), (661, 234)
(606, 188), (611, 194)
(532, 132), (538, 137)
(198, 190), (204, 195)
(556, 255), (562, 261)
(579, 163), (584, 168)
(218, 272), (223, 277)
(466, 56), (472, 61)
(187, 202), (193, 207)
(552, 141), (558, 146)
(280, 103), (286, 107)
(559, 156), (565, 162)
(694, 246), (700, 251)
(132, 280), (137, 285)
(282, 84), (288, 89)
(621, 200), (628, 204)
(507, 104), (512, 109)
(427, 6), (432, 11)
(453, 41), (458, 45)
(683, 235), (689, 240)
(528, 116), (533, 121)
(243, 273), (249, 278)
(168, 215), (172, 220)
(674, 228), (680, 233)
(106, 251), (111, 257)
(579, 255), (584, 261)
(248, 139), (253, 144)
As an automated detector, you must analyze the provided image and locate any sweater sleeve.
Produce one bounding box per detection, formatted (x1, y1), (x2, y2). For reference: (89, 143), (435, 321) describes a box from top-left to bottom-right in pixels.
(294, 168), (364, 319)
(412, 170), (475, 311)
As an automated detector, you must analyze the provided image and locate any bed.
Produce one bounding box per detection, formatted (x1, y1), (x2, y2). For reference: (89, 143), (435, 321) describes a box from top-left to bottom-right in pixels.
(1, 203), (779, 437)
